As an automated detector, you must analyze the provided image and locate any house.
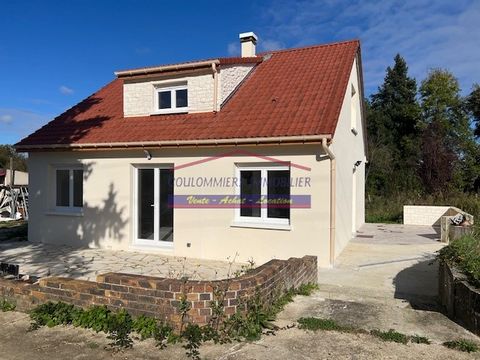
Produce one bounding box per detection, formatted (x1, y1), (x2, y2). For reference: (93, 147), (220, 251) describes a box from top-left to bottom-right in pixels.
(15, 33), (366, 268)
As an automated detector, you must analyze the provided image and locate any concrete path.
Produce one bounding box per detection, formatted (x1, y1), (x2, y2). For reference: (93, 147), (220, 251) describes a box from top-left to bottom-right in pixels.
(0, 241), (244, 281)
(277, 223), (478, 343)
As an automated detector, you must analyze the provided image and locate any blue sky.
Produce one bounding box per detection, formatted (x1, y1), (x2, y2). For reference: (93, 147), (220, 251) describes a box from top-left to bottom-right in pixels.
(1, 0), (479, 144)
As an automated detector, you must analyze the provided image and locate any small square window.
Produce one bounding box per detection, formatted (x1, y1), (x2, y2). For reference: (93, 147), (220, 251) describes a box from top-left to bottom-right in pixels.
(236, 166), (291, 226)
(154, 83), (188, 113)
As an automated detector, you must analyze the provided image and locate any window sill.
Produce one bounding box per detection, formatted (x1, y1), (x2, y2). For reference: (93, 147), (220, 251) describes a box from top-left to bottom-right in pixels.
(130, 243), (174, 252)
(45, 210), (84, 217)
(230, 221), (291, 231)
(151, 108), (189, 115)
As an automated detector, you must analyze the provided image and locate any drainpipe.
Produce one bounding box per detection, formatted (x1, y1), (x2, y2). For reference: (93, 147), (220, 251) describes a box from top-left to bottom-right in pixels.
(212, 62), (218, 112)
(322, 138), (336, 267)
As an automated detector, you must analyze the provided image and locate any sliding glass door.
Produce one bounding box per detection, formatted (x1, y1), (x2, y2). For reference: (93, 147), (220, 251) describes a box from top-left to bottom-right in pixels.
(136, 167), (174, 247)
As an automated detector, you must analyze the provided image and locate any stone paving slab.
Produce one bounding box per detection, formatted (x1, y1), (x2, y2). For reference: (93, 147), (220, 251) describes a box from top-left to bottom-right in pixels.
(0, 241), (245, 281)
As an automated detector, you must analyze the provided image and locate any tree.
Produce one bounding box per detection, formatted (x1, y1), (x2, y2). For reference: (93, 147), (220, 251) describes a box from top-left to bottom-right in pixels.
(0, 145), (27, 172)
(466, 84), (480, 137)
(367, 54), (421, 196)
(419, 69), (480, 193)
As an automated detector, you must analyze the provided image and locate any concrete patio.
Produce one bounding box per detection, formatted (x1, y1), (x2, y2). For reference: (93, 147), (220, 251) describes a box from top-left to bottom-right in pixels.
(278, 223), (479, 343)
(0, 241), (245, 281)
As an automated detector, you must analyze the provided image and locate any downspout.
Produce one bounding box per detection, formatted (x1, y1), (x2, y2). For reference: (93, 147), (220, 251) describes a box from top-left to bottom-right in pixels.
(212, 62), (218, 112)
(322, 138), (336, 266)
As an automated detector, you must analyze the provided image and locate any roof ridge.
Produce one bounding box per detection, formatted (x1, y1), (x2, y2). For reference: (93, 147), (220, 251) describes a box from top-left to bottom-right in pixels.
(259, 38), (360, 56)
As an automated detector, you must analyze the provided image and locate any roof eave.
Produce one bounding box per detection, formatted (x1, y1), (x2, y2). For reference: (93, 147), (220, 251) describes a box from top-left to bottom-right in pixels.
(115, 59), (221, 78)
(15, 134), (333, 152)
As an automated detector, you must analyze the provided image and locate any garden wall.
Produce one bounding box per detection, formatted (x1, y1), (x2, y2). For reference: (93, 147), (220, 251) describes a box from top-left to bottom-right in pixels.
(403, 205), (451, 226)
(439, 261), (480, 335)
(0, 255), (317, 327)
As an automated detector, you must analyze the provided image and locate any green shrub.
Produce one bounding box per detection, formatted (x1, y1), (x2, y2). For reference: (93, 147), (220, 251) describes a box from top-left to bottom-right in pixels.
(182, 324), (203, 360)
(0, 298), (16, 312)
(29, 301), (77, 329)
(443, 339), (479, 352)
(438, 232), (480, 288)
(72, 305), (110, 332)
(132, 315), (159, 340)
(370, 329), (408, 344)
(106, 309), (133, 349)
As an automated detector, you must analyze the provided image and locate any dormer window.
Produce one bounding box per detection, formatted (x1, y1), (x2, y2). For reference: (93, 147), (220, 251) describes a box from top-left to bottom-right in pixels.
(154, 83), (188, 114)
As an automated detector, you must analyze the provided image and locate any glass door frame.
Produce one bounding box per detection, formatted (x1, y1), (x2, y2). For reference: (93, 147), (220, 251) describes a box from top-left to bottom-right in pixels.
(133, 164), (174, 249)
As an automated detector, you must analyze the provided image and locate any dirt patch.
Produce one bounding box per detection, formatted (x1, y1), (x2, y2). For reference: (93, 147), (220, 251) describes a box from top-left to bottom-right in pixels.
(0, 312), (477, 360)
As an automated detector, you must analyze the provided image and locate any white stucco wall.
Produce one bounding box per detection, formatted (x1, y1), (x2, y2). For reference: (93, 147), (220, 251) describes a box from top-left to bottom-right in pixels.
(123, 64), (254, 116)
(27, 145), (333, 267)
(330, 57), (366, 258)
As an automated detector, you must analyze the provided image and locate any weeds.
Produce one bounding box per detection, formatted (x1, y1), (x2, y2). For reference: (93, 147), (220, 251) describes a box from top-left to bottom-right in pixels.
(410, 334), (430, 344)
(0, 298), (16, 312)
(443, 339), (479, 353)
(297, 317), (438, 347)
(28, 282), (317, 358)
(297, 317), (352, 332)
(370, 329), (408, 344)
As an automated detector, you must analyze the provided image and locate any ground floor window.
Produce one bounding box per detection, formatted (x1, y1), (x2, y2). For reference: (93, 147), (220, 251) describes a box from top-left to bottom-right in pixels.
(236, 165), (290, 225)
(55, 168), (83, 209)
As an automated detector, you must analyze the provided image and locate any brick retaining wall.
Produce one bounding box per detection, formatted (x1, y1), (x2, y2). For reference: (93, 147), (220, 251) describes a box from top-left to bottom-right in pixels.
(0, 255), (317, 327)
(439, 261), (480, 335)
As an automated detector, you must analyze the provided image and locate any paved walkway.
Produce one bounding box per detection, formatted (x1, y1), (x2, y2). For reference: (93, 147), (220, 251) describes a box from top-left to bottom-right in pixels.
(318, 223), (445, 302)
(278, 223), (478, 343)
(0, 241), (244, 281)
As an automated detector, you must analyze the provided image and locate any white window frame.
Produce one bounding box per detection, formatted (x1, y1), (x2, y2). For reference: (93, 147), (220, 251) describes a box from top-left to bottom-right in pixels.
(153, 83), (188, 114)
(54, 166), (83, 212)
(234, 164), (291, 227)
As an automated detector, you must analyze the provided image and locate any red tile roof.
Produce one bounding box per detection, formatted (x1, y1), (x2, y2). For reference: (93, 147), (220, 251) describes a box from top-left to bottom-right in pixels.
(16, 40), (360, 150)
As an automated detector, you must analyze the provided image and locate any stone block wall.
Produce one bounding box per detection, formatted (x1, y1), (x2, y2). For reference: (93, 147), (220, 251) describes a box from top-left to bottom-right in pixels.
(403, 205), (450, 226)
(439, 261), (480, 335)
(123, 64), (255, 116)
(0, 256), (317, 328)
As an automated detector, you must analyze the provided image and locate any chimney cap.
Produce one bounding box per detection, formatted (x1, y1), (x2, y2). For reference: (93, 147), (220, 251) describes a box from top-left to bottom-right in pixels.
(239, 32), (258, 43)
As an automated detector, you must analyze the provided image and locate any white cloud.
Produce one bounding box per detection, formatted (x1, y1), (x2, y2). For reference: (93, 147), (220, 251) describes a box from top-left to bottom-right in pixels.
(258, 0), (480, 94)
(259, 39), (284, 52)
(59, 85), (74, 95)
(0, 114), (12, 124)
(227, 42), (240, 56)
(0, 108), (52, 144)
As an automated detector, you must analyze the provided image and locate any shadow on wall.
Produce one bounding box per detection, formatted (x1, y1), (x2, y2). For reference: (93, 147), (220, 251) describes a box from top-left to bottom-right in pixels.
(81, 183), (128, 245)
(392, 256), (439, 311)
